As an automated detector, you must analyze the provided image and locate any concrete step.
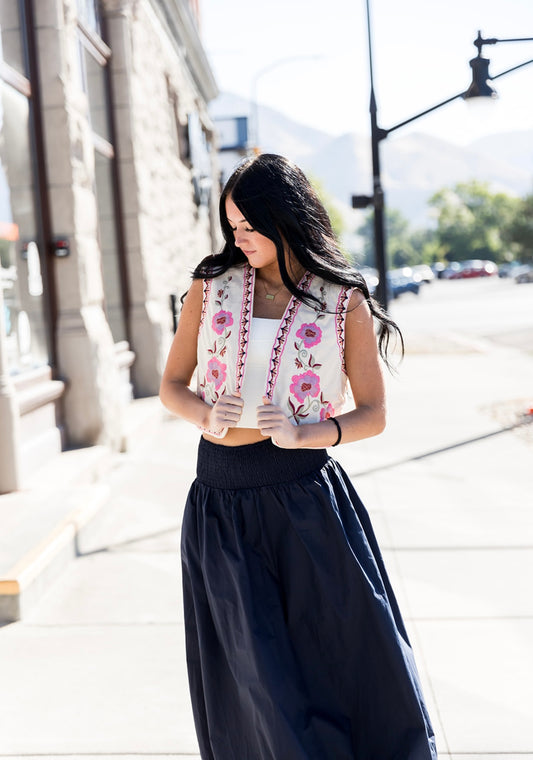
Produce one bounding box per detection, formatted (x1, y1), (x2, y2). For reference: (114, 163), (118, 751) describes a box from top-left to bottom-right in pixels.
(0, 397), (167, 624)
(0, 445), (117, 624)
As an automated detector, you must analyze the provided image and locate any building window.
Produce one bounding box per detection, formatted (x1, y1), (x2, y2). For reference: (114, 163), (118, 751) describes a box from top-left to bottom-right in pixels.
(0, 0), (26, 78)
(0, 83), (49, 373)
(94, 150), (126, 342)
(0, 4), (50, 374)
(76, 0), (101, 37)
(188, 112), (213, 207)
(76, 13), (128, 344)
(168, 86), (189, 165)
(78, 31), (111, 141)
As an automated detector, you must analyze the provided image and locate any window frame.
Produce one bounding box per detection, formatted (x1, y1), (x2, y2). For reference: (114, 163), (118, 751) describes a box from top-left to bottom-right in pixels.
(76, 7), (130, 346)
(0, 0), (58, 370)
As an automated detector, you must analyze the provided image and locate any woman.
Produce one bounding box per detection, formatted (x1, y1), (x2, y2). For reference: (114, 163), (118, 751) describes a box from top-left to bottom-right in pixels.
(160, 154), (437, 759)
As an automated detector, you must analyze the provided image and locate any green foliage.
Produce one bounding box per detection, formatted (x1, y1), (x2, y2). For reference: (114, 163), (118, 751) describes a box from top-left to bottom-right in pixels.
(356, 180), (530, 270)
(507, 193), (533, 263)
(357, 208), (438, 268)
(428, 180), (519, 264)
(308, 174), (345, 242)
(408, 228), (444, 265)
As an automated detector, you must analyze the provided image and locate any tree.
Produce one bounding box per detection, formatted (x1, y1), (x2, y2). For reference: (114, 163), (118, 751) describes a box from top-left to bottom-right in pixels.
(507, 193), (533, 263)
(308, 175), (345, 242)
(408, 228), (443, 265)
(429, 180), (519, 264)
(357, 207), (432, 268)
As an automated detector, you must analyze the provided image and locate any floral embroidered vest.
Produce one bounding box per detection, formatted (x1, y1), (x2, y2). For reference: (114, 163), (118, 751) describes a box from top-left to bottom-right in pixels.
(196, 264), (354, 425)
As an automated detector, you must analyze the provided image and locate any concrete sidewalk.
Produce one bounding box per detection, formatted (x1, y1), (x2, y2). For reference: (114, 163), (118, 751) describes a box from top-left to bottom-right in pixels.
(0, 328), (532, 758)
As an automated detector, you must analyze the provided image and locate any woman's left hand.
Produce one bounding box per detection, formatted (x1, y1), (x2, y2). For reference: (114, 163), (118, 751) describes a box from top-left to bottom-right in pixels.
(257, 398), (299, 449)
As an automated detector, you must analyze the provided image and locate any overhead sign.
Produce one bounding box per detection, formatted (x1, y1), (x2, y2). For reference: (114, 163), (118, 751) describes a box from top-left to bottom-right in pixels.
(215, 117), (249, 152)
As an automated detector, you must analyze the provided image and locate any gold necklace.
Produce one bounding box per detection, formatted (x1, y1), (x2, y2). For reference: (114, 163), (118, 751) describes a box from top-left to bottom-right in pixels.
(258, 276), (284, 301)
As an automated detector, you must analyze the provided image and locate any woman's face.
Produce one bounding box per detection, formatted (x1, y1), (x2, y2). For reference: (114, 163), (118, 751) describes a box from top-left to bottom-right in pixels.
(225, 196), (278, 271)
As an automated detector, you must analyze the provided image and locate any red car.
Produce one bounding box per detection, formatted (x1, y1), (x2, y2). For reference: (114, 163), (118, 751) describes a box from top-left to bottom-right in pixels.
(449, 259), (498, 279)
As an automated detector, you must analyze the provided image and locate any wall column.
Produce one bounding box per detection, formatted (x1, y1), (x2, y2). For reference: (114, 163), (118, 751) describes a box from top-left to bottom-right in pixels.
(104, 1), (168, 397)
(34, 0), (124, 448)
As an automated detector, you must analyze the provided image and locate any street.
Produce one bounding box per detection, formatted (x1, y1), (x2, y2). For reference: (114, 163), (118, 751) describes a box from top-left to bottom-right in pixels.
(389, 276), (533, 353)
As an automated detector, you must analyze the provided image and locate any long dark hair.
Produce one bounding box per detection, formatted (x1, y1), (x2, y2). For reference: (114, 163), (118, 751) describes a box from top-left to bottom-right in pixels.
(193, 153), (402, 364)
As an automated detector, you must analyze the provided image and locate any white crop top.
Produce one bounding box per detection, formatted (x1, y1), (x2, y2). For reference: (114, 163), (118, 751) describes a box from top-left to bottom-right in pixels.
(236, 318), (280, 428)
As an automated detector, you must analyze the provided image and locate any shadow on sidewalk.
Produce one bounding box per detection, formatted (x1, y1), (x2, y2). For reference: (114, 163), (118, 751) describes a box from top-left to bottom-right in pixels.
(76, 525), (178, 558)
(348, 414), (532, 478)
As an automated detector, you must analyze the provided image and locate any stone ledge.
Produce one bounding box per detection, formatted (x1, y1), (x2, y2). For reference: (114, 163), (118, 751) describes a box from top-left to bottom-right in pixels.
(0, 398), (166, 624)
(0, 483), (110, 624)
(0, 442), (118, 624)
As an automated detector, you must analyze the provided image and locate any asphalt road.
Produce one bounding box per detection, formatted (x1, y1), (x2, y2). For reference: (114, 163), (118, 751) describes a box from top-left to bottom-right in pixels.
(388, 276), (533, 354)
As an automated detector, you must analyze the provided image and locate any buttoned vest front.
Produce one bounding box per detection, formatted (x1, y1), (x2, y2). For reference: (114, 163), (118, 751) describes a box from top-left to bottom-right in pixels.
(196, 264), (354, 426)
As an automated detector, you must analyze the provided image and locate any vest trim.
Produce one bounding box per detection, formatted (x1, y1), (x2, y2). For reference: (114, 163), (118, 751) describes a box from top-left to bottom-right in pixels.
(236, 265), (253, 393)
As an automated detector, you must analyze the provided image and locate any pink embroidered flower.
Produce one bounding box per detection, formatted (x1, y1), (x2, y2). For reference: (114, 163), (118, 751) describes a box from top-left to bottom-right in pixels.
(296, 322), (322, 348)
(212, 310), (233, 335)
(320, 403), (335, 421)
(290, 371), (321, 404)
(206, 357), (226, 389)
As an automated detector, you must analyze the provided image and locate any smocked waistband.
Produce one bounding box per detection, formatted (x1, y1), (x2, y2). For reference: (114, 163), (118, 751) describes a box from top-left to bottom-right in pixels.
(196, 437), (329, 489)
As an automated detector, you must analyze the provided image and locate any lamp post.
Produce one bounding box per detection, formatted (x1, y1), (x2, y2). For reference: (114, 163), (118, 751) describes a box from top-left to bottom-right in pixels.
(353, 0), (533, 311)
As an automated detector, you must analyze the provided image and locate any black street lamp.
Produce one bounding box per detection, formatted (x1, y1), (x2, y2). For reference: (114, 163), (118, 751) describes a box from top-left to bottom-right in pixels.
(353, 0), (533, 311)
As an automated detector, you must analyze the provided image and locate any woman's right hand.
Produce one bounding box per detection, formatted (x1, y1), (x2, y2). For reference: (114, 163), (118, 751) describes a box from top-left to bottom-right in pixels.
(208, 393), (244, 434)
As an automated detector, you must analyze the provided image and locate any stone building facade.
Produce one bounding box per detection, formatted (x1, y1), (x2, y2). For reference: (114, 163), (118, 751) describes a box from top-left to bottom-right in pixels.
(0, 0), (219, 493)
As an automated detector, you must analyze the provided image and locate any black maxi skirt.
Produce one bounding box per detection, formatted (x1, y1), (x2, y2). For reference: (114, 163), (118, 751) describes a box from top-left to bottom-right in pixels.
(181, 438), (437, 760)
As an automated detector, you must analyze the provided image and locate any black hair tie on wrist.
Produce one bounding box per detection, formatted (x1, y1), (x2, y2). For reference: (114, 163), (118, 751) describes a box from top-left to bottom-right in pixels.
(329, 417), (342, 447)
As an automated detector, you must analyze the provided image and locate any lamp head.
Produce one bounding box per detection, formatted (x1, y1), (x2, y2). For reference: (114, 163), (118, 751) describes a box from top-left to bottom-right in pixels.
(463, 55), (498, 100)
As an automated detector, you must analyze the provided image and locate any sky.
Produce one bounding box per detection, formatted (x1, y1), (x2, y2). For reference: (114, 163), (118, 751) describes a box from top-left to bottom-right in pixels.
(199, 0), (533, 146)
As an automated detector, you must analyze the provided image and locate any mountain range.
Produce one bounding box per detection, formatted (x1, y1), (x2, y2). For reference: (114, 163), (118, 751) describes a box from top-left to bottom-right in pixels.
(210, 92), (533, 231)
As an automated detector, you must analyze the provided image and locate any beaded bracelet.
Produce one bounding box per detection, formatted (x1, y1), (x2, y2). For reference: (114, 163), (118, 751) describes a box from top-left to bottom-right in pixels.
(329, 417), (342, 447)
(198, 425), (228, 439)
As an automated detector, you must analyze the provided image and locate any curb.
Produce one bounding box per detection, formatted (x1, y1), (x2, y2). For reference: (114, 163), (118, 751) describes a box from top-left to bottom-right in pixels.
(0, 483), (111, 624)
(0, 398), (165, 625)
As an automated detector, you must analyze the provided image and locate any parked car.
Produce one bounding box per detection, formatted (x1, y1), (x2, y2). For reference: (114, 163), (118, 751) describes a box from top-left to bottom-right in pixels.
(498, 261), (523, 278)
(515, 264), (533, 284)
(412, 264), (435, 283)
(397, 266), (422, 284)
(431, 262), (446, 279)
(359, 266), (378, 296)
(448, 259), (498, 279)
(441, 261), (462, 279)
(387, 269), (420, 298)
